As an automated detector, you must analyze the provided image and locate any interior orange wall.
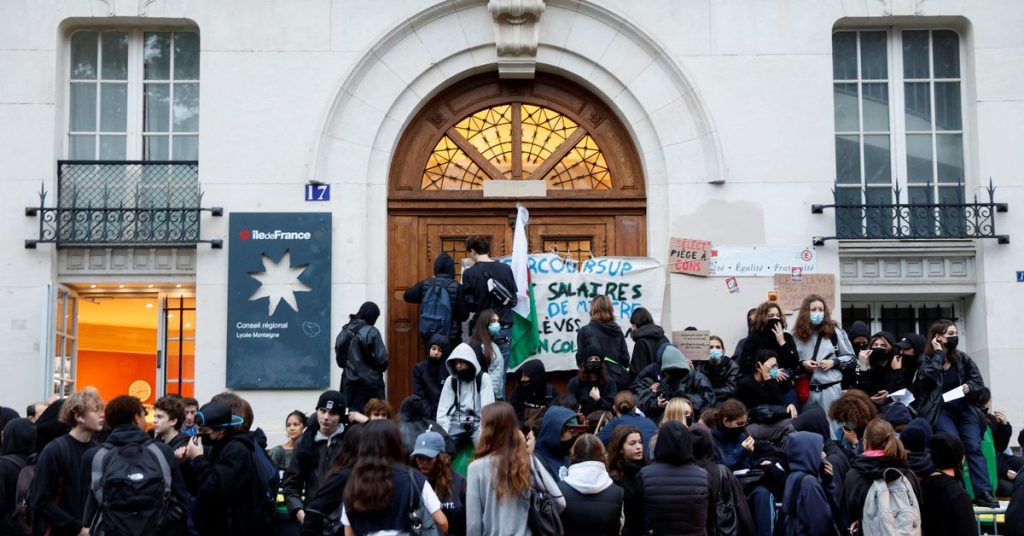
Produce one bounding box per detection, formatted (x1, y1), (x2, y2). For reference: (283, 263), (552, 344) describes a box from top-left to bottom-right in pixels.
(78, 323), (157, 403)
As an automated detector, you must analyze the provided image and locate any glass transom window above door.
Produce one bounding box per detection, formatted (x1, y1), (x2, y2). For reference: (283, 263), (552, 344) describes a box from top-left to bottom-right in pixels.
(422, 103), (611, 191)
(68, 29), (199, 160)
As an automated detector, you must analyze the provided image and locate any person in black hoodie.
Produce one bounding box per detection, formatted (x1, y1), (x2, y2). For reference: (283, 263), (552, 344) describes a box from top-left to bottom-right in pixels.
(508, 358), (559, 428)
(739, 301), (799, 375)
(412, 333), (452, 418)
(921, 433), (977, 536)
(634, 345), (715, 421)
(31, 389), (104, 536)
(851, 331), (906, 406)
(628, 307), (668, 376)
(695, 335), (742, 404)
(534, 406), (581, 481)
(793, 403), (850, 511)
(82, 395), (188, 535)
(606, 424), (646, 536)
(0, 407), (18, 434)
(183, 400), (271, 535)
(568, 344), (617, 416)
(335, 301), (389, 410)
(894, 333), (926, 387)
(898, 417), (934, 482)
(32, 399), (66, 456)
(1, 417), (35, 534)
(403, 252), (469, 351)
(637, 420), (713, 536)
(282, 391), (347, 525)
(690, 424), (755, 536)
(577, 295), (631, 392)
(841, 418), (921, 534)
(782, 431), (840, 536)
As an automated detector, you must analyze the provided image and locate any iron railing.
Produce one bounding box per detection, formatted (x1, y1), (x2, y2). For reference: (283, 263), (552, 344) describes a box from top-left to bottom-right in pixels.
(25, 161), (222, 248)
(811, 180), (1009, 245)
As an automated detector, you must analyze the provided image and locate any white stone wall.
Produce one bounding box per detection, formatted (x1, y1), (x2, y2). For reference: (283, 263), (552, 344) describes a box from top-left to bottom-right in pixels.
(0, 0), (1022, 443)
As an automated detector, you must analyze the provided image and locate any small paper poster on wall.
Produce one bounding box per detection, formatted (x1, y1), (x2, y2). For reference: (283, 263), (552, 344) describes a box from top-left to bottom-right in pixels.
(668, 237), (712, 277)
(772, 273), (835, 312)
(673, 329), (711, 361)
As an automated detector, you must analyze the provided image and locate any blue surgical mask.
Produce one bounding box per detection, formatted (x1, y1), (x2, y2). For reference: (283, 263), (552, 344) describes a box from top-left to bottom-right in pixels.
(488, 322), (501, 336)
(709, 349), (723, 363)
(768, 367), (779, 380)
(810, 312), (825, 326)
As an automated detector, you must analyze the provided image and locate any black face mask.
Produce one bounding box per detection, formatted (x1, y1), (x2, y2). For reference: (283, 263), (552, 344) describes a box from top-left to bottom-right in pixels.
(519, 380), (532, 391)
(456, 368), (476, 382)
(720, 425), (744, 441)
(761, 319), (781, 337)
(584, 361), (603, 373)
(900, 353), (918, 369)
(853, 342), (868, 353)
(945, 336), (959, 350)
(869, 347), (890, 365)
(560, 438), (575, 455)
(664, 370), (687, 384)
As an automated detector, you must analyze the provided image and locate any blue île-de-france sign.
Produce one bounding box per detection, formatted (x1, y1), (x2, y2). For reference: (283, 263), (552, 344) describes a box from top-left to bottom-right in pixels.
(227, 213), (331, 389)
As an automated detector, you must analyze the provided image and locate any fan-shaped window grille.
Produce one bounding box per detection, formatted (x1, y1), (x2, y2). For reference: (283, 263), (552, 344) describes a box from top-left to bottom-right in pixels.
(422, 103), (611, 191)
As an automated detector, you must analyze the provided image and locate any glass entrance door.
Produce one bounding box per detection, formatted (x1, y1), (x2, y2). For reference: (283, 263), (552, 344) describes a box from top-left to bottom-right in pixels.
(160, 294), (195, 397)
(47, 284), (79, 397)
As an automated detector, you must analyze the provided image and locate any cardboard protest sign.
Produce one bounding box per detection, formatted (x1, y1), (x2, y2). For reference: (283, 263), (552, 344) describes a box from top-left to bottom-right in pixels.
(668, 237), (712, 277)
(673, 330), (711, 361)
(772, 273), (836, 312)
(500, 254), (665, 372)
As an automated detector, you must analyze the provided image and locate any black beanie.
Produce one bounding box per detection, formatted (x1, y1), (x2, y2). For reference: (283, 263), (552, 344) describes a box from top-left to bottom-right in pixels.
(930, 432), (965, 470)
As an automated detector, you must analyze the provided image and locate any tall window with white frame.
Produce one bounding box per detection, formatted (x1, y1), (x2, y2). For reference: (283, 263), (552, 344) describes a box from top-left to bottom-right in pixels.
(832, 29), (965, 239)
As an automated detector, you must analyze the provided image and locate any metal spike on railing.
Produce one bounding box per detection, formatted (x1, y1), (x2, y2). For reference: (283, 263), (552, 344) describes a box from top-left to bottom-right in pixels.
(987, 177), (997, 203)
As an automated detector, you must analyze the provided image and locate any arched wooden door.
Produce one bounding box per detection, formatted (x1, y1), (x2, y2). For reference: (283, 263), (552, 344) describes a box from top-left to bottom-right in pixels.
(387, 73), (647, 402)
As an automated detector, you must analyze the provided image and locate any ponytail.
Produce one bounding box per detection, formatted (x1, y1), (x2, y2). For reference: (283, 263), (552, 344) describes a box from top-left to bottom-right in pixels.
(613, 391), (636, 415)
(864, 418), (906, 460)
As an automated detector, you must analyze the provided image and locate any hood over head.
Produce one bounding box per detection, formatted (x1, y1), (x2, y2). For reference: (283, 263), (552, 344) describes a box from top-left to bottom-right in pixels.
(427, 333), (450, 355)
(659, 345), (691, 375)
(446, 342), (482, 376)
(870, 331), (898, 351)
(786, 431), (824, 474)
(793, 404), (832, 440)
(900, 418), (932, 452)
(896, 333), (927, 358)
(1, 418), (36, 456)
(537, 406), (576, 456)
(519, 359), (547, 390)
(0, 407), (18, 431)
(849, 321), (871, 340)
(653, 420), (695, 465)
(563, 460), (614, 494)
(433, 252), (455, 277)
(34, 399), (67, 453)
(576, 343), (604, 366)
(353, 301), (381, 326)
(631, 323), (665, 342)
(689, 424), (715, 466)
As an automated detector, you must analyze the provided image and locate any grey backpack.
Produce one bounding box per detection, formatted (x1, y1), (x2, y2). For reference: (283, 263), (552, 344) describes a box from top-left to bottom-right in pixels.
(861, 468), (921, 536)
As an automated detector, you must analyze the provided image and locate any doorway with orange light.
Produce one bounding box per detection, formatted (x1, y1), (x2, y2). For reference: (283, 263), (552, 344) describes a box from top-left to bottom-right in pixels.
(54, 283), (196, 410)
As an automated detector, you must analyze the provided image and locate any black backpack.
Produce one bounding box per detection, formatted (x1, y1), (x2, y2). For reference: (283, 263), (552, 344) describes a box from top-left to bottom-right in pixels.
(0, 454), (34, 534)
(88, 440), (172, 535)
(235, 434), (278, 535)
(418, 279), (456, 340)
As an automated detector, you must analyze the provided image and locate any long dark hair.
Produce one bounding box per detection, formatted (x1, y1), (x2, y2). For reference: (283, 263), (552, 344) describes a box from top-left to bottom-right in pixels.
(343, 420), (404, 513)
(325, 423), (365, 479)
(606, 424), (643, 480)
(925, 319), (960, 362)
(421, 452), (455, 500)
(470, 309), (498, 370)
(473, 402), (530, 501)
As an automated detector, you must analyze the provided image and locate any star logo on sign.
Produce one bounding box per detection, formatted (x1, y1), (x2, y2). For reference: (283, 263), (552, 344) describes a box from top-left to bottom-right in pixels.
(248, 250), (311, 316)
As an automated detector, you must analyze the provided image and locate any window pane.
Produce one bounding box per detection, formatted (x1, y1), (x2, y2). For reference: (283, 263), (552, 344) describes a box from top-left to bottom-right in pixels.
(865, 186), (891, 204)
(832, 32), (858, 80)
(144, 32), (171, 80)
(906, 134), (933, 182)
(934, 82), (962, 130)
(903, 82), (931, 131)
(932, 30), (960, 78)
(99, 135), (126, 159)
(836, 187), (864, 238)
(902, 30), (930, 79)
(863, 134), (891, 183)
(99, 83), (127, 132)
(174, 32), (200, 80)
(145, 135), (169, 160)
(936, 134), (964, 182)
(172, 136), (199, 160)
(835, 135), (861, 184)
(833, 83), (859, 132)
(938, 185), (964, 204)
(860, 31), (888, 80)
(861, 83), (889, 131)
(909, 186), (933, 204)
(172, 83), (199, 132)
(908, 187), (934, 237)
(69, 83), (97, 131)
(865, 186), (893, 238)
(100, 32), (128, 80)
(69, 135), (95, 159)
(144, 84), (170, 132)
(70, 31), (98, 79)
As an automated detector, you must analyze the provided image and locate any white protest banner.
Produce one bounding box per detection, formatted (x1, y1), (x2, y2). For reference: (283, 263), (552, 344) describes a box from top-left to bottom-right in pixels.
(709, 245), (816, 277)
(501, 254), (666, 372)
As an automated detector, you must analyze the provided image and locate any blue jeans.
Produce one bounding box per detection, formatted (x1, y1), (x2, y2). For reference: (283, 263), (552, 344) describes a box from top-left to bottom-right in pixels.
(495, 325), (513, 398)
(936, 402), (991, 495)
(747, 485), (775, 536)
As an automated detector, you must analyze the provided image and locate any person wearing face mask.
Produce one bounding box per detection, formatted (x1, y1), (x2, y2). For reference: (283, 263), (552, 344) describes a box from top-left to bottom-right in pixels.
(793, 295), (855, 414)
(710, 400), (778, 536)
(435, 343), (496, 447)
(740, 301), (799, 410)
(568, 345), (618, 416)
(634, 344), (715, 422)
(913, 319), (995, 507)
(734, 350), (798, 443)
(694, 335), (741, 403)
(852, 331), (906, 406)
(578, 295), (632, 392)
(534, 406), (586, 481)
(894, 333), (927, 387)
(842, 321), (871, 390)
(469, 309), (505, 401)
(412, 333), (452, 418)
(508, 358), (559, 428)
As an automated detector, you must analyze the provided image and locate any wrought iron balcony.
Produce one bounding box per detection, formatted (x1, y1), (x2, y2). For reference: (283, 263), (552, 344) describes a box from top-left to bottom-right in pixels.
(811, 180), (1009, 246)
(25, 161), (222, 248)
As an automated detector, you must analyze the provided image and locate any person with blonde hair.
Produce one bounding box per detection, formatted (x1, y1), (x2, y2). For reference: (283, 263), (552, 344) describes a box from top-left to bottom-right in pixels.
(577, 295), (631, 392)
(660, 397), (694, 427)
(30, 388), (104, 536)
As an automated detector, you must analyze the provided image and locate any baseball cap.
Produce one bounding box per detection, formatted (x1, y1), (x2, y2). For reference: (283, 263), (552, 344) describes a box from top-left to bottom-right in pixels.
(895, 337), (914, 350)
(195, 401), (244, 429)
(411, 431), (445, 459)
(316, 391), (345, 414)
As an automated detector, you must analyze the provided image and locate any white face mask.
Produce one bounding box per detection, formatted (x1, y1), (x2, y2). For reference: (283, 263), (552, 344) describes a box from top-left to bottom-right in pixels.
(810, 312), (825, 326)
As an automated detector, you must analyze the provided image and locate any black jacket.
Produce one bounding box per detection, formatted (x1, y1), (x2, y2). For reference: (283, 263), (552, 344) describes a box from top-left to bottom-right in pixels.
(921, 473), (976, 536)
(282, 425), (346, 516)
(403, 253), (469, 347)
(633, 363), (715, 420)
(187, 431), (267, 535)
(461, 260), (517, 324)
(509, 359), (559, 426)
(613, 462), (645, 536)
(695, 355), (742, 404)
(691, 425), (755, 536)
(558, 472), (624, 536)
(300, 468), (351, 536)
(1, 418), (35, 534)
(739, 330), (799, 373)
(81, 424), (189, 535)
(852, 362), (905, 398)
(913, 350), (986, 427)
(841, 455), (921, 529)
(793, 405), (850, 512)
(335, 318), (388, 388)
(629, 324), (669, 376)
(637, 421), (713, 536)
(412, 334), (452, 418)
(1006, 472), (1024, 536)
(30, 433), (96, 536)
(567, 376), (616, 416)
(578, 321), (631, 392)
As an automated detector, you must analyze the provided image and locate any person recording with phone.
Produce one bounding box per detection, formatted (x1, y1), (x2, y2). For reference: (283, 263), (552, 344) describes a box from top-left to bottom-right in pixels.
(851, 331), (906, 407)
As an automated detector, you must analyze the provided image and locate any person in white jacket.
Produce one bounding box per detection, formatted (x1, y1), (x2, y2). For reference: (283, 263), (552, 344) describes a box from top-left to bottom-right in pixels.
(436, 342), (495, 445)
